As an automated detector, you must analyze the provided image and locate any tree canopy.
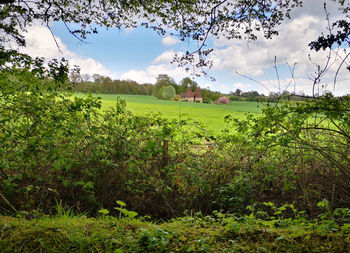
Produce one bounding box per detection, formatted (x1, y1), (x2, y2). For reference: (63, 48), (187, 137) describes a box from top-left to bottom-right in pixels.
(1, 0), (305, 71)
(1, 0), (350, 75)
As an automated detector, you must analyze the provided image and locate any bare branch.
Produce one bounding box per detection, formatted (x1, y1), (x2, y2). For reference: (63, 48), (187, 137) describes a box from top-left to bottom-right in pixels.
(46, 23), (62, 53)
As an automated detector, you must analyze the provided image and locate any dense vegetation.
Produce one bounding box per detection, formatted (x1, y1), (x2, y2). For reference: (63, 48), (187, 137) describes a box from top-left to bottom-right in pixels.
(1, 204), (350, 252)
(73, 76), (154, 96)
(2, 0), (350, 251)
(1, 36), (350, 253)
(1, 57), (349, 220)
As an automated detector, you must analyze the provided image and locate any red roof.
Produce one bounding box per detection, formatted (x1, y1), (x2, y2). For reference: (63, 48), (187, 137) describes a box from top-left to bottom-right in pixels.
(185, 87), (194, 97)
(194, 87), (202, 98)
(180, 87), (202, 99)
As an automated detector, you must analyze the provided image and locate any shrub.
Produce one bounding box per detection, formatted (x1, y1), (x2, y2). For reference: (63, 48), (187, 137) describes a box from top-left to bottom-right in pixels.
(161, 85), (176, 100)
(202, 97), (211, 103)
(215, 96), (230, 104)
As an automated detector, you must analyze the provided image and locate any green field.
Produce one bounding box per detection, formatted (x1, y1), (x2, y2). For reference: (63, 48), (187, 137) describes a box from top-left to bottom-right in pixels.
(74, 93), (262, 131)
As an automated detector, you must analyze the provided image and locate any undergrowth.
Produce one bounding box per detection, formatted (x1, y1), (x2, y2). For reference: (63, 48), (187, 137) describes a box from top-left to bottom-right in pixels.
(1, 201), (350, 252)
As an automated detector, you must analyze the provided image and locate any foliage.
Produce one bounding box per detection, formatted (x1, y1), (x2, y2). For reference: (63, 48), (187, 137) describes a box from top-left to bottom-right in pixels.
(152, 74), (176, 99)
(179, 77), (198, 94)
(161, 85), (176, 100)
(1, 40), (349, 223)
(229, 95), (350, 180)
(201, 88), (221, 102)
(309, 1), (350, 53)
(2, 67), (349, 218)
(223, 95), (350, 213)
(114, 200), (138, 219)
(216, 96), (230, 104)
(73, 77), (154, 95)
(1, 0), (304, 73)
(1, 204), (350, 252)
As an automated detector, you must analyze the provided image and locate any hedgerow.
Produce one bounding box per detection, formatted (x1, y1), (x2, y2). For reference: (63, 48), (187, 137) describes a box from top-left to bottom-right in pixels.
(0, 54), (349, 219)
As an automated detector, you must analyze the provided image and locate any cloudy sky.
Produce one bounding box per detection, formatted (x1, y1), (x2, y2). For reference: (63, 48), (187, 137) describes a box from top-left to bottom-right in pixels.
(19, 0), (350, 96)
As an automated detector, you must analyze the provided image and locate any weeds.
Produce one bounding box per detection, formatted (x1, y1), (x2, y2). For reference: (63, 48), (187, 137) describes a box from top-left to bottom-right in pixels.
(1, 204), (349, 252)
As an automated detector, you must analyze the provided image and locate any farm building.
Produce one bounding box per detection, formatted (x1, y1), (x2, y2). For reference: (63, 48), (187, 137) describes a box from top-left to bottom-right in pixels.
(180, 87), (203, 103)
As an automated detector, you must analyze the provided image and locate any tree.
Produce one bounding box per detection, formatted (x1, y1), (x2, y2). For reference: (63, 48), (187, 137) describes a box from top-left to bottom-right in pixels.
(310, 2), (350, 52)
(241, 91), (260, 101)
(161, 85), (176, 100)
(81, 74), (91, 82)
(69, 71), (82, 83)
(153, 74), (176, 99)
(180, 77), (198, 93)
(3, 0), (350, 75)
(233, 89), (242, 96)
(1, 0), (305, 74)
(92, 74), (103, 83)
(216, 96), (230, 104)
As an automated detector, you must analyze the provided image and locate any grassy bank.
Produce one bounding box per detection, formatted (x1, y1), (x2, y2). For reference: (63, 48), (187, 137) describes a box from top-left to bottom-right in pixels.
(74, 93), (262, 132)
(1, 212), (349, 252)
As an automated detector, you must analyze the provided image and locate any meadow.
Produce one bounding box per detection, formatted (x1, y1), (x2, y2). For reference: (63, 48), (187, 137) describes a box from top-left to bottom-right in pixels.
(74, 93), (262, 131)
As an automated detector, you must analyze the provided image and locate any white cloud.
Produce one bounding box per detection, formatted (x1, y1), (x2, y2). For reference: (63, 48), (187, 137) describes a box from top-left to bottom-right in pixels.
(20, 25), (117, 78)
(210, 14), (322, 76)
(220, 85), (229, 92)
(120, 63), (189, 84)
(233, 83), (251, 89)
(208, 0), (350, 94)
(121, 50), (190, 83)
(153, 50), (176, 63)
(201, 83), (213, 89)
(120, 69), (155, 83)
(161, 35), (179, 46)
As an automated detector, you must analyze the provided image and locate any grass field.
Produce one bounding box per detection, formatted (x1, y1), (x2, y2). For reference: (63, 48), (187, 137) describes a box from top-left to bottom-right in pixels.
(74, 93), (262, 131)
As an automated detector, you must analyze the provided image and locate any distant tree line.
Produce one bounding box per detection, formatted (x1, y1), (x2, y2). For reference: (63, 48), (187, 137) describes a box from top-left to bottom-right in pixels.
(228, 89), (340, 102)
(70, 73), (224, 103)
(72, 72), (340, 103)
(71, 73), (154, 95)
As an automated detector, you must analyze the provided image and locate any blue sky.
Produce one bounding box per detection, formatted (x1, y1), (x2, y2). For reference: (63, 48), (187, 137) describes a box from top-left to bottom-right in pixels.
(51, 24), (166, 72)
(20, 0), (350, 96)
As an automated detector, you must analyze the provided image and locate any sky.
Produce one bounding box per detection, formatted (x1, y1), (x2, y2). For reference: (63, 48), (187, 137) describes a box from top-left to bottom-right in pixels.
(18, 0), (350, 96)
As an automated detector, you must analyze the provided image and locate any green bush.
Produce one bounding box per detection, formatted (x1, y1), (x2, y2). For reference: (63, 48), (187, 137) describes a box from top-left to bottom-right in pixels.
(161, 85), (176, 100)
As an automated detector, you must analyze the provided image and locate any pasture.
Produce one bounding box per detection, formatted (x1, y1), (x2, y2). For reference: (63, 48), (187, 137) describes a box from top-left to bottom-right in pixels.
(74, 93), (262, 131)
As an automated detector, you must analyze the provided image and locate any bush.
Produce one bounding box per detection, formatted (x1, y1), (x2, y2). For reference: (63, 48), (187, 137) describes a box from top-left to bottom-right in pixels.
(161, 85), (176, 100)
(216, 96), (230, 104)
(203, 97), (211, 103)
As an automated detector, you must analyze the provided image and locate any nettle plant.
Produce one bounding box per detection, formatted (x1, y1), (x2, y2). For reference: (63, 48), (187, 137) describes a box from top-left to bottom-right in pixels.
(98, 200), (138, 219)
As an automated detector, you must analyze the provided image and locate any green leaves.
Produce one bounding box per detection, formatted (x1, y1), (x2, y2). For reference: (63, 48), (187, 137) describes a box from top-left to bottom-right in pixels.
(116, 200), (126, 207)
(114, 200), (138, 218)
(98, 209), (110, 215)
